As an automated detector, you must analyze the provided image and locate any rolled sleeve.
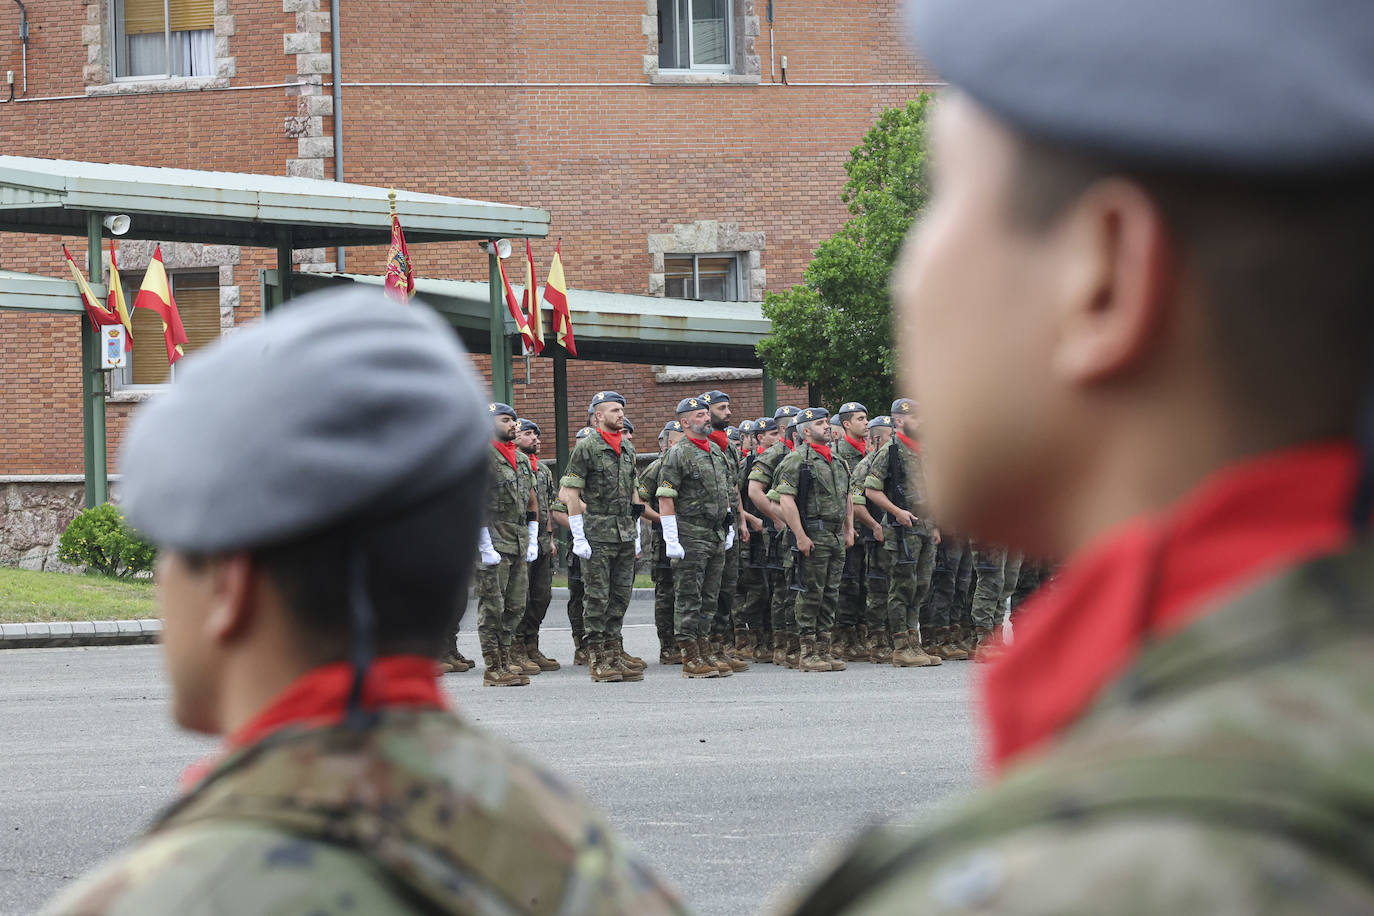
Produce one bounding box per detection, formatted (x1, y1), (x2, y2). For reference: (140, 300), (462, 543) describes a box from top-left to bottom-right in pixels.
(655, 483), (679, 499)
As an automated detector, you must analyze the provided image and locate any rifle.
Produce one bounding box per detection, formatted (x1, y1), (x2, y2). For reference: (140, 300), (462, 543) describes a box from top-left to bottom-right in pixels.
(864, 526), (888, 581)
(883, 442), (918, 566)
(651, 521), (671, 571)
(788, 458), (813, 593)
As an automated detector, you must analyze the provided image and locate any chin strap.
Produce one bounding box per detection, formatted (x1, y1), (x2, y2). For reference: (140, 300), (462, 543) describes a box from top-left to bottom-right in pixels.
(345, 543), (378, 732)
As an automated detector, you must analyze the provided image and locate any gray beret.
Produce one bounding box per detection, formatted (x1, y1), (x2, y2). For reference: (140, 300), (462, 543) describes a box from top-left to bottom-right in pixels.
(906, 0), (1374, 172)
(798, 407), (830, 423)
(119, 288), (488, 552)
(676, 396), (707, 415)
(621, 417), (635, 433)
(517, 418), (540, 435)
(837, 401), (867, 415)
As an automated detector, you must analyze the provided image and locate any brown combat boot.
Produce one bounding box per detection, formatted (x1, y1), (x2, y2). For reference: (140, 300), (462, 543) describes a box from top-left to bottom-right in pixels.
(799, 636), (832, 672)
(871, 629), (894, 664)
(508, 641), (541, 675)
(772, 633), (788, 666)
(702, 638), (734, 676)
(784, 634), (801, 670)
(937, 627), (970, 660)
(972, 626), (1001, 663)
(717, 636), (749, 672)
(572, 634), (589, 666)
(753, 631), (772, 664)
(659, 645), (680, 665)
(613, 636), (646, 671)
(440, 651), (472, 673)
(733, 628), (755, 661)
(483, 647), (527, 687)
(610, 650), (644, 682)
(842, 626), (868, 662)
(680, 638), (719, 678)
(588, 641), (624, 683)
(953, 624), (978, 654)
(890, 632), (919, 667)
(819, 633), (847, 671)
(526, 638), (560, 672)
(903, 629), (941, 667)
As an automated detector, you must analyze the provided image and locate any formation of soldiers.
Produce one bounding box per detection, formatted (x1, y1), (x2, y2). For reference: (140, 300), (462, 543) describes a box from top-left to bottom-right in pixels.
(447, 389), (1051, 683)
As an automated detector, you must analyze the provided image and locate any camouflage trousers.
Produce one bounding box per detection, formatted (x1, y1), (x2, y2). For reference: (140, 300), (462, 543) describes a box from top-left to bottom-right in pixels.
(566, 556), (584, 642)
(1008, 557), (1050, 620)
(885, 526), (937, 635)
(648, 527), (675, 649)
(971, 545), (1017, 628)
(792, 528), (845, 638)
(737, 549), (773, 632)
(475, 551), (528, 650)
(583, 540), (636, 642)
(442, 594), (470, 656)
(837, 543), (866, 628)
(922, 538), (974, 630)
(864, 538), (892, 631)
(516, 544), (554, 640)
(712, 539), (740, 638)
(771, 548), (799, 635)
(671, 530), (725, 640)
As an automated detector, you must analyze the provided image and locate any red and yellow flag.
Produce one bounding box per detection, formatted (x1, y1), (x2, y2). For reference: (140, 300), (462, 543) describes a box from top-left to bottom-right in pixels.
(522, 239), (544, 354)
(383, 212), (414, 304)
(541, 242), (576, 356)
(107, 241), (134, 342)
(62, 245), (120, 331)
(133, 245), (189, 365)
(498, 255), (536, 353)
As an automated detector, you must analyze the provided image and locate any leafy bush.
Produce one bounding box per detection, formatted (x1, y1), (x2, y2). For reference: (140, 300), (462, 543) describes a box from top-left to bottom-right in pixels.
(57, 504), (156, 578)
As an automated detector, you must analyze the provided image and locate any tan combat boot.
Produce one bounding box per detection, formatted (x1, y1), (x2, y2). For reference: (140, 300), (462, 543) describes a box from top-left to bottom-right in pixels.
(702, 638), (734, 676)
(733, 629), (755, 661)
(526, 638), (560, 671)
(785, 634), (802, 669)
(753, 632), (772, 664)
(872, 629), (895, 664)
(483, 647), (526, 687)
(972, 626), (1001, 663)
(904, 629), (941, 667)
(610, 651), (644, 682)
(772, 633), (788, 666)
(680, 638), (719, 678)
(798, 636), (832, 672)
(718, 636), (749, 672)
(508, 641), (541, 676)
(953, 624), (978, 654)
(937, 627), (970, 660)
(440, 651), (472, 673)
(851, 624), (870, 662)
(588, 641), (624, 683)
(890, 632), (919, 667)
(572, 634), (589, 666)
(501, 645), (531, 684)
(614, 635), (647, 671)
(659, 644), (680, 665)
(819, 633), (847, 671)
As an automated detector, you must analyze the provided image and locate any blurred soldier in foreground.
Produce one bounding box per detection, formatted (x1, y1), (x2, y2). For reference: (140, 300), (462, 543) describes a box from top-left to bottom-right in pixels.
(787, 0), (1374, 911)
(42, 291), (682, 916)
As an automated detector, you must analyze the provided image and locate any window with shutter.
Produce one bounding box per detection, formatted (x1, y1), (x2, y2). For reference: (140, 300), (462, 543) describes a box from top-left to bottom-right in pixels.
(113, 0), (216, 79)
(129, 272), (220, 385)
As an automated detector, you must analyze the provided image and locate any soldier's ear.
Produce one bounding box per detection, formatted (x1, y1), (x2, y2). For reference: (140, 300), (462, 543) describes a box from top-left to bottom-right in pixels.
(203, 553), (256, 646)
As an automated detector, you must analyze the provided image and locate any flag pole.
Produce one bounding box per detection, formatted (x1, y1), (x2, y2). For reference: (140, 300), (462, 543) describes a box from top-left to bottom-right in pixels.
(81, 212), (108, 506)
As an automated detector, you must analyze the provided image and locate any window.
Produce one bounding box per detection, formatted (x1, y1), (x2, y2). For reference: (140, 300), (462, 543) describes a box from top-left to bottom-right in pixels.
(657, 0), (732, 72)
(665, 254), (741, 301)
(125, 271), (220, 385)
(112, 0), (215, 79)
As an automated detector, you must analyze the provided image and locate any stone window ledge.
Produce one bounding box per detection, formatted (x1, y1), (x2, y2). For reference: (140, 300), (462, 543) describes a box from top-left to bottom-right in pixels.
(654, 366), (763, 383)
(106, 387), (163, 404)
(87, 76), (230, 97)
(648, 69), (762, 87)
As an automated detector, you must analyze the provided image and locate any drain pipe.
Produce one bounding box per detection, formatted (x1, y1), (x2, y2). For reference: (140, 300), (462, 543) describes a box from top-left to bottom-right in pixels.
(329, 0), (345, 271)
(13, 0), (28, 96)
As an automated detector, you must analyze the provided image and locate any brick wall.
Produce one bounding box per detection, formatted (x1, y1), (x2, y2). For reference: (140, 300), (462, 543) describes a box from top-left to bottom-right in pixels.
(0, 0), (933, 474)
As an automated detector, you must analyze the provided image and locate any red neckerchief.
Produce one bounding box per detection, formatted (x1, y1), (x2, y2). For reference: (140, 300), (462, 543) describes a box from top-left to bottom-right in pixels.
(808, 441), (832, 462)
(784, 439), (795, 451)
(686, 435), (712, 453)
(982, 440), (1358, 773)
(844, 434), (867, 456)
(180, 655), (446, 791)
(756, 445), (766, 455)
(895, 431), (920, 453)
(527, 453), (539, 473)
(708, 429), (730, 452)
(598, 428), (622, 454)
(491, 438), (519, 471)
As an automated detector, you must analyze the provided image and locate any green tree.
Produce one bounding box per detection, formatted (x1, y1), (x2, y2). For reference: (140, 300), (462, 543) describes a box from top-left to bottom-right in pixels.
(757, 94), (931, 411)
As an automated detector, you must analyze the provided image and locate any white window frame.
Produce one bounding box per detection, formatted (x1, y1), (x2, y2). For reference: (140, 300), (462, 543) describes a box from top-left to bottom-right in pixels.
(657, 0), (734, 74)
(664, 252), (743, 301)
(109, 0), (215, 82)
(111, 270), (218, 391)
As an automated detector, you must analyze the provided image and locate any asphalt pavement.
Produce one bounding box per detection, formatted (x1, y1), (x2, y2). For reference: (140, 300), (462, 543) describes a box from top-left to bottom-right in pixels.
(0, 598), (982, 916)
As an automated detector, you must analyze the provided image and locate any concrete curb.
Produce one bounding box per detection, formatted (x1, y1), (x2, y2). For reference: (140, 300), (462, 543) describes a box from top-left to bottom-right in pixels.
(0, 587), (657, 649)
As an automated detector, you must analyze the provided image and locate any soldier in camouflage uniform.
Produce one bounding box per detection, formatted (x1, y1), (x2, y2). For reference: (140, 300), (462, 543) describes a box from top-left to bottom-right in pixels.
(738, 416), (781, 661)
(42, 291), (684, 916)
(657, 396), (740, 678)
(862, 399), (939, 668)
(773, 407), (854, 672)
(512, 418), (560, 673)
(638, 419), (684, 664)
(700, 390), (751, 672)
(833, 401), (872, 661)
(920, 538), (972, 660)
(560, 395), (643, 683)
(557, 425), (596, 665)
(785, 0), (1374, 911)
(749, 405), (803, 665)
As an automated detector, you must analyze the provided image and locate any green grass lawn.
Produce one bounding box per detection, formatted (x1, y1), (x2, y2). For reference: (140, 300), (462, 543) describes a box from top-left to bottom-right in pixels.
(0, 567), (157, 623)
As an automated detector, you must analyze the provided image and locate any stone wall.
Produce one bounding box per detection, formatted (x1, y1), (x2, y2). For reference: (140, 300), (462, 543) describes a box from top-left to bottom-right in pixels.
(0, 478), (89, 571)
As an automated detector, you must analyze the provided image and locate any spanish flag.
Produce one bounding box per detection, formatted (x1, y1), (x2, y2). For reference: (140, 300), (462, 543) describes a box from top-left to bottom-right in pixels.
(107, 241), (134, 342)
(62, 245), (120, 330)
(522, 239), (543, 354)
(133, 245), (189, 365)
(541, 242), (576, 356)
(498, 255), (536, 354)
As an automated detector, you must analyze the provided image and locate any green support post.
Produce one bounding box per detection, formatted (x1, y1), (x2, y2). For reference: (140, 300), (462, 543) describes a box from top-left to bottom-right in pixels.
(273, 227), (293, 310)
(81, 212), (108, 507)
(762, 368), (778, 417)
(488, 248), (512, 404)
(553, 346), (569, 471)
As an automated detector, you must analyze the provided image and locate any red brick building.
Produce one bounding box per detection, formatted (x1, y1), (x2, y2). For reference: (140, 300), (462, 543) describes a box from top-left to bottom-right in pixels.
(0, 0), (935, 560)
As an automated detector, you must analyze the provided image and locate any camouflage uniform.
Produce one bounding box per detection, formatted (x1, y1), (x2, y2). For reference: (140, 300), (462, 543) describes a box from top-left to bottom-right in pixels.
(864, 437), (937, 637)
(657, 437), (734, 640)
(637, 455), (676, 655)
(971, 544), (1013, 629)
(516, 458), (557, 644)
(560, 432), (638, 645)
(750, 442), (797, 643)
(774, 442), (850, 645)
(851, 450), (892, 654)
(554, 495), (585, 649)
(476, 444), (535, 652)
(712, 436), (744, 643)
(736, 448), (773, 647)
(921, 537), (974, 658)
(835, 434), (870, 653)
(783, 543), (1374, 915)
(43, 710), (686, 915)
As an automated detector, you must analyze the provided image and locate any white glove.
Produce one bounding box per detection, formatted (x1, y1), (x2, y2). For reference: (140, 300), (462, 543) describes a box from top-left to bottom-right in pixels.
(724, 525), (735, 552)
(569, 514), (592, 560)
(634, 523), (642, 558)
(661, 515), (685, 560)
(478, 527), (501, 567)
(525, 520), (539, 562)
